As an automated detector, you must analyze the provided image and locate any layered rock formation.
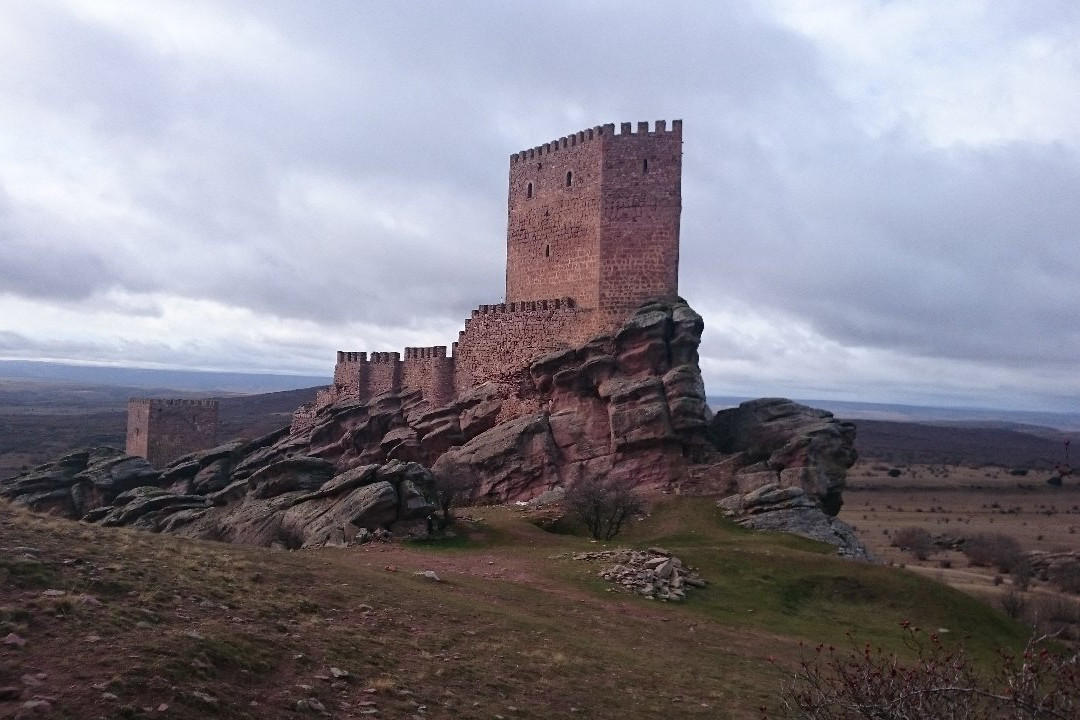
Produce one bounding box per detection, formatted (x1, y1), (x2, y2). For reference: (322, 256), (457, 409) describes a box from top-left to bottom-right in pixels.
(708, 398), (870, 559)
(0, 300), (869, 557)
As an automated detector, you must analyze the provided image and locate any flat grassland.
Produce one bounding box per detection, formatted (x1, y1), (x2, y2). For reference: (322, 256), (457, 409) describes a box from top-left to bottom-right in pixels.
(846, 456), (1080, 636)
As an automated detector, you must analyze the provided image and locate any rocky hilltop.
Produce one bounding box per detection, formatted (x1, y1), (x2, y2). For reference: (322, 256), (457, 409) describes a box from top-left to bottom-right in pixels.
(0, 300), (868, 557)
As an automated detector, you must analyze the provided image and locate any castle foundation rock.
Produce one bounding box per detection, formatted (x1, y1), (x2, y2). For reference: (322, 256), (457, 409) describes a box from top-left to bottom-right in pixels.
(1, 301), (869, 558)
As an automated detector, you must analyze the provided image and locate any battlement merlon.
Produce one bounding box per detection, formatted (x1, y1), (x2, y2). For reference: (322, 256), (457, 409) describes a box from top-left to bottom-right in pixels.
(128, 398), (219, 409)
(471, 297), (576, 317)
(510, 119), (681, 163)
(404, 346), (448, 359)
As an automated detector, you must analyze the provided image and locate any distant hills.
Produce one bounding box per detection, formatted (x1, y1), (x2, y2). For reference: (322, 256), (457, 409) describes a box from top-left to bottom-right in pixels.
(0, 360), (329, 394)
(709, 396), (1080, 434)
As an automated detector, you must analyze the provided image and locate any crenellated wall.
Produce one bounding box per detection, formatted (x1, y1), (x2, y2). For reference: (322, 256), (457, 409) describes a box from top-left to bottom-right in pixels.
(126, 398), (219, 468)
(294, 120), (682, 423)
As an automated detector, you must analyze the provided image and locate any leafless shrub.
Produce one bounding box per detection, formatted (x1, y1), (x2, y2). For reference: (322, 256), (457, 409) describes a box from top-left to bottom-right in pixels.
(564, 475), (644, 541)
(963, 533), (1023, 573)
(1029, 595), (1080, 642)
(766, 624), (1080, 720)
(1001, 588), (1026, 620)
(1049, 559), (1080, 594)
(425, 467), (477, 530)
(891, 526), (935, 560)
(1013, 556), (1034, 591)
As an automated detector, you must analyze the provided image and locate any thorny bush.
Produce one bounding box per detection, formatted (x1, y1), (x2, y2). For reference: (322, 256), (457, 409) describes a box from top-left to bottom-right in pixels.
(765, 622), (1080, 719)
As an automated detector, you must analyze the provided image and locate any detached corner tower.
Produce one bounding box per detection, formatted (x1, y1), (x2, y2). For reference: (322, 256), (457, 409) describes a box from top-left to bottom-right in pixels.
(126, 398), (219, 469)
(506, 119), (682, 337)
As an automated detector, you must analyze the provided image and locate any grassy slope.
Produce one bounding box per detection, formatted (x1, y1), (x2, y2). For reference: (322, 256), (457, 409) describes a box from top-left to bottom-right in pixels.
(1, 498), (1028, 720)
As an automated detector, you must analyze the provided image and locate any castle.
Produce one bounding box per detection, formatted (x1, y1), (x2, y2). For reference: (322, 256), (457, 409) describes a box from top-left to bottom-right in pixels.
(295, 119), (683, 427)
(126, 398), (219, 468)
(125, 120), (682, 463)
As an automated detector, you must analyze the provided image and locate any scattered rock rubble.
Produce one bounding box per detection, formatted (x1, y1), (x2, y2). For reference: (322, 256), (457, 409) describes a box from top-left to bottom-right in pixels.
(573, 547), (706, 601)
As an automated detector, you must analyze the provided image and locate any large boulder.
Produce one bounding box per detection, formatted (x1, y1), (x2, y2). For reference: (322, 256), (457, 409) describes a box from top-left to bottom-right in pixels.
(711, 398), (857, 515)
(710, 399), (868, 558)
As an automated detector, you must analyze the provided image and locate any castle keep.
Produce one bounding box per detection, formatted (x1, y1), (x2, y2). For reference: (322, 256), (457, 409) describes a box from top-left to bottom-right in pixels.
(295, 120), (683, 428)
(126, 398), (219, 469)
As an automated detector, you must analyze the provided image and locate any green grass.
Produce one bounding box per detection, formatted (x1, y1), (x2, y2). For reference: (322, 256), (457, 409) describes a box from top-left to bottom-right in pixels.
(0, 496), (1034, 719)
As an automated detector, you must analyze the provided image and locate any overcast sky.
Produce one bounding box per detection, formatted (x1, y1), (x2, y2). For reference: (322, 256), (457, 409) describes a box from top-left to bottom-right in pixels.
(1, 1), (1077, 412)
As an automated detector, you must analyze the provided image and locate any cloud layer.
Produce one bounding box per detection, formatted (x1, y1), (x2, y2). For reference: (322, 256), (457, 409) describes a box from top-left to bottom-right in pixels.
(1, 1), (1077, 411)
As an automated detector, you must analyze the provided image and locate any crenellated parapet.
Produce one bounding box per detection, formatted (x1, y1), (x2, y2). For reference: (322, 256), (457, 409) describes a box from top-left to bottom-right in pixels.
(510, 119), (681, 163)
(404, 345), (448, 359)
(129, 397), (219, 408)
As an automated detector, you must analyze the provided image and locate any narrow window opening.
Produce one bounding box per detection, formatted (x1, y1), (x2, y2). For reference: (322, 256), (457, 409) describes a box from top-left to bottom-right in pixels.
(545, 244), (550, 257)
(537, 162), (542, 170)
(526, 182), (533, 199)
(642, 158), (649, 173)
(565, 171), (573, 187)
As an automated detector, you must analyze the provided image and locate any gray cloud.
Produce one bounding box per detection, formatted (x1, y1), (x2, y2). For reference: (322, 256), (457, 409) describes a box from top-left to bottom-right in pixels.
(1, 1), (1077, 410)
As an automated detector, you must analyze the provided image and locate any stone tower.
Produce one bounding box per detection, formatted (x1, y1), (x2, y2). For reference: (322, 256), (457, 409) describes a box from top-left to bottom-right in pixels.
(126, 398), (219, 469)
(505, 119), (682, 336)
(292, 119), (684, 428)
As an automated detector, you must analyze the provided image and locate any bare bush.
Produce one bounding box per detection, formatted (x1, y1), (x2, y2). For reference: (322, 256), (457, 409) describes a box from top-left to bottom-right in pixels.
(1049, 558), (1080, 594)
(767, 624), (1080, 719)
(425, 467), (476, 530)
(1001, 588), (1027, 620)
(564, 475), (644, 541)
(963, 533), (1023, 573)
(1029, 595), (1080, 643)
(1013, 555), (1034, 591)
(891, 526), (935, 560)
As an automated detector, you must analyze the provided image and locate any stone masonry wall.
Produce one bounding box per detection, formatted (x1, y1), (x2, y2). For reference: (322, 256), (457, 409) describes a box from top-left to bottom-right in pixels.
(452, 299), (593, 395)
(598, 121), (682, 326)
(402, 346), (455, 407)
(506, 127), (605, 310)
(126, 398), (219, 469)
(368, 353), (402, 398)
(333, 352), (367, 402)
(125, 399), (152, 460)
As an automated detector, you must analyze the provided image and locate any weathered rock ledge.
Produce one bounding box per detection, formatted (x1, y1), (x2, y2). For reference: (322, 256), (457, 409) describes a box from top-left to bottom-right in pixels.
(1, 300), (870, 559)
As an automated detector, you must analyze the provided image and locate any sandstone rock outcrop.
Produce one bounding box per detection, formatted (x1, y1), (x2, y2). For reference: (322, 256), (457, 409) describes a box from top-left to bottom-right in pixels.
(0, 300), (869, 558)
(706, 398), (869, 559)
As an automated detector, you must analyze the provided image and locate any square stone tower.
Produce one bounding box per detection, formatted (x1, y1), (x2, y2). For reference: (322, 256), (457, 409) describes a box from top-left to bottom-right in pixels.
(505, 120), (682, 335)
(126, 398), (219, 468)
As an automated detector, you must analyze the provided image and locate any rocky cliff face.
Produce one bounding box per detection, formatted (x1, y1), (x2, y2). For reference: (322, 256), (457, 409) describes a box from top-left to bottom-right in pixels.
(0, 300), (869, 557)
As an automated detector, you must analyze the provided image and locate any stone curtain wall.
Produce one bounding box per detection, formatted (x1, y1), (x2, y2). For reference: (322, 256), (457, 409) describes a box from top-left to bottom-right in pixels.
(126, 398), (219, 468)
(452, 299), (592, 394)
(598, 121), (682, 329)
